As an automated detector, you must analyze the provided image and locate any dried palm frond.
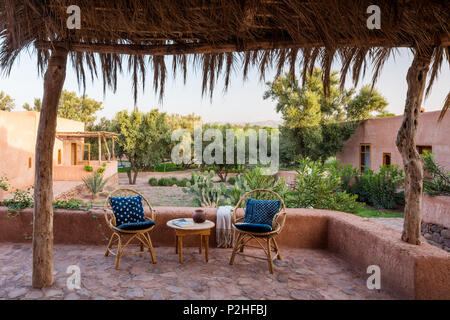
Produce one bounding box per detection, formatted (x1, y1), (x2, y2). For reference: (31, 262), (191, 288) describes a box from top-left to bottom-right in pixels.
(0, 0), (448, 105)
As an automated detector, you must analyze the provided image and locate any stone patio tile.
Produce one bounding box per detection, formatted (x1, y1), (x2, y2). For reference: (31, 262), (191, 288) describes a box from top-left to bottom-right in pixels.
(0, 244), (397, 300)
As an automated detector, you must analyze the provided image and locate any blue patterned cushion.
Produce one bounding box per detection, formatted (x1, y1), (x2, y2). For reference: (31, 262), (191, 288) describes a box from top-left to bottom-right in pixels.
(117, 220), (155, 231)
(235, 223), (273, 233)
(244, 198), (281, 226)
(109, 195), (146, 226)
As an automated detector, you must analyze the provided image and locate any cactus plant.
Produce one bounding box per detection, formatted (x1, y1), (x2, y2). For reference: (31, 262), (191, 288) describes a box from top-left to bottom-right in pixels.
(183, 171), (226, 207)
(223, 175), (250, 206)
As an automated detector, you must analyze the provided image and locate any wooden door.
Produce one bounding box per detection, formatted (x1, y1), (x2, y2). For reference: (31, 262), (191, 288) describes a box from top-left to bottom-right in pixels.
(71, 143), (77, 165)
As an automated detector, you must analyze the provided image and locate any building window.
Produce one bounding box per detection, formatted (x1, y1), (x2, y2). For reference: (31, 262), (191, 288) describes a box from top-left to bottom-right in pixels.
(360, 144), (371, 171)
(58, 149), (62, 165)
(383, 153), (391, 166)
(28, 157), (32, 169)
(417, 145), (432, 155)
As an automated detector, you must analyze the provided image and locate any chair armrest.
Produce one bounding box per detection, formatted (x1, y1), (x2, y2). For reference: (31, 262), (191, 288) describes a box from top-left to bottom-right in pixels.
(230, 208), (244, 224)
(149, 209), (156, 222)
(103, 208), (117, 227)
(272, 210), (286, 231)
(234, 217), (244, 224)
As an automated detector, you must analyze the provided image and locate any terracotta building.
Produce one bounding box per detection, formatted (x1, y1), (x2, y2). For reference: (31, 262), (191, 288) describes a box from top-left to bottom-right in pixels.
(336, 110), (450, 172)
(0, 111), (117, 197)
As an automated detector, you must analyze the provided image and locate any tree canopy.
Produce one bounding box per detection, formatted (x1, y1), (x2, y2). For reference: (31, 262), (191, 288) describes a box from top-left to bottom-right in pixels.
(113, 109), (172, 184)
(0, 91), (14, 111)
(347, 85), (389, 120)
(22, 90), (102, 126)
(264, 69), (389, 164)
(57, 91), (103, 126)
(23, 98), (42, 112)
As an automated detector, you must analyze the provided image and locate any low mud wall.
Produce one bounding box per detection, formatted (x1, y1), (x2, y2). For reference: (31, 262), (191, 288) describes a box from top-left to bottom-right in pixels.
(422, 195), (450, 229)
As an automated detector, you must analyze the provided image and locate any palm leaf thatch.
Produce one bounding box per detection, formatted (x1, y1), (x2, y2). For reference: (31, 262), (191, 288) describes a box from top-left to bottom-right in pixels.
(0, 0), (448, 106)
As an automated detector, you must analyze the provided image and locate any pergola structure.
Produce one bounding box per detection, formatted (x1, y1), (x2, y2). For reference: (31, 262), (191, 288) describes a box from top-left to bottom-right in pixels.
(0, 0), (449, 288)
(56, 131), (118, 163)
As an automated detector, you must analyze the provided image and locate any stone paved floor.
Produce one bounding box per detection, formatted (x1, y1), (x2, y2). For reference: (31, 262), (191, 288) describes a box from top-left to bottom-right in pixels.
(0, 244), (396, 300)
(369, 218), (403, 232)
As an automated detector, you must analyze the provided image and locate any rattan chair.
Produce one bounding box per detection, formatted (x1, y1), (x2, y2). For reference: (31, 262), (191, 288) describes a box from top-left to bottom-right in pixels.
(104, 188), (157, 269)
(229, 189), (287, 274)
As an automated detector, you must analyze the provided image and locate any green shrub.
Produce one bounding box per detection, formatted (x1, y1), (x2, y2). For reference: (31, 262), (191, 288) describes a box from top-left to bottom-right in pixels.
(176, 178), (190, 187)
(183, 168), (290, 208)
(0, 176), (9, 192)
(3, 187), (34, 211)
(53, 198), (86, 210)
(154, 163), (183, 172)
(97, 167), (105, 174)
(351, 165), (404, 209)
(223, 175), (250, 206)
(84, 165), (94, 172)
(227, 176), (236, 185)
(351, 171), (373, 204)
(157, 177), (173, 186)
(82, 173), (109, 199)
(337, 164), (359, 194)
(394, 190), (405, 207)
(369, 165), (404, 209)
(286, 158), (361, 213)
(243, 167), (287, 199)
(324, 156), (339, 168)
(422, 152), (450, 196)
(221, 168), (288, 206)
(149, 176), (190, 187)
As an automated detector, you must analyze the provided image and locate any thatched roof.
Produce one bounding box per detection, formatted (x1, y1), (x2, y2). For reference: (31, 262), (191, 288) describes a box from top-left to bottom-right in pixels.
(56, 131), (118, 139)
(1, 0), (449, 106)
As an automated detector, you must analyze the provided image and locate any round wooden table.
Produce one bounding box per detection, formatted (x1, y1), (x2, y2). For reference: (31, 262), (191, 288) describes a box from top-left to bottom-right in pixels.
(166, 218), (215, 264)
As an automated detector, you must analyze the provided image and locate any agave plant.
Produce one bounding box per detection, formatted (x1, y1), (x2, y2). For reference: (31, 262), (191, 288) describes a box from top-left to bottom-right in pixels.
(82, 173), (109, 200)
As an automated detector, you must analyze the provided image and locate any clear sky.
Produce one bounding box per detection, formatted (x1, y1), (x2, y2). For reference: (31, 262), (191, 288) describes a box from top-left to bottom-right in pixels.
(0, 48), (448, 123)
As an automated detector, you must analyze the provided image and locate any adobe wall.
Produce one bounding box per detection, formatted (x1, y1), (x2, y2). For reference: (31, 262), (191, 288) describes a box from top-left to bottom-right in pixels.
(421, 195), (450, 251)
(53, 160), (118, 181)
(0, 111), (85, 192)
(0, 207), (328, 249)
(325, 209), (450, 299)
(0, 111), (39, 190)
(336, 111), (450, 172)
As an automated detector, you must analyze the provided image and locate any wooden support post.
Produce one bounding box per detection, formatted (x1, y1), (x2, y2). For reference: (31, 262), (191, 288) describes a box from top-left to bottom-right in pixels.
(98, 134), (102, 165)
(32, 46), (68, 288)
(396, 46), (433, 245)
(112, 137), (115, 160)
(103, 135), (111, 161)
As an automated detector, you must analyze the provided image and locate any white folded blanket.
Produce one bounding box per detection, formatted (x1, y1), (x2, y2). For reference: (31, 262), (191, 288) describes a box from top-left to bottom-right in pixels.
(216, 206), (234, 248)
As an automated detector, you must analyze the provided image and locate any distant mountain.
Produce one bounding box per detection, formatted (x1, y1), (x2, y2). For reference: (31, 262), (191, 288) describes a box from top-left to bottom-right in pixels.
(209, 120), (282, 128)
